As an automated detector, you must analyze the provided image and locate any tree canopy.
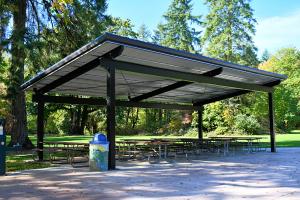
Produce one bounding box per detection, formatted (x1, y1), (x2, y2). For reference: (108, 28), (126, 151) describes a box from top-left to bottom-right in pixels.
(154, 0), (202, 52)
(202, 0), (258, 66)
(0, 0), (297, 147)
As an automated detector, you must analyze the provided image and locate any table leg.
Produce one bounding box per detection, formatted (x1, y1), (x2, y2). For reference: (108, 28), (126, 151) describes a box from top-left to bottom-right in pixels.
(247, 140), (253, 153)
(224, 141), (229, 156)
(164, 144), (167, 159)
(159, 145), (161, 160)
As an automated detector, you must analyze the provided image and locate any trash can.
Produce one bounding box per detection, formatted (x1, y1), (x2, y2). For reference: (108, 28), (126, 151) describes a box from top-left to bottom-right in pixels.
(89, 133), (109, 171)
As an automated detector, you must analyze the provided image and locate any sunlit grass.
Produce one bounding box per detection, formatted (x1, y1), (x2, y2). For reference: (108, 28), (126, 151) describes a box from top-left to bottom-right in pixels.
(6, 153), (51, 172)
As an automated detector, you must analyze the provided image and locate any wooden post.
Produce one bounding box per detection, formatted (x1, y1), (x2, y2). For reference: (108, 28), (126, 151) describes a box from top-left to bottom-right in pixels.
(106, 65), (116, 170)
(37, 100), (45, 161)
(268, 92), (276, 152)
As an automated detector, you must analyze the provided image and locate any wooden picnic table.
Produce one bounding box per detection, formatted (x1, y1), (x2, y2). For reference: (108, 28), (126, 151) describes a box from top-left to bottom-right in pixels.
(119, 139), (175, 159)
(209, 136), (264, 140)
(43, 141), (89, 164)
(209, 136), (265, 152)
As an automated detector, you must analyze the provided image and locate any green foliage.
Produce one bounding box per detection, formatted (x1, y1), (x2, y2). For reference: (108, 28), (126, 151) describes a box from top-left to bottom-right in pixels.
(255, 48), (300, 130)
(233, 114), (260, 134)
(0, 0), (10, 52)
(261, 49), (270, 62)
(137, 24), (152, 42)
(203, 102), (225, 132)
(107, 18), (138, 38)
(154, 0), (202, 52)
(0, 56), (9, 120)
(1, 0), (298, 139)
(203, 0), (258, 66)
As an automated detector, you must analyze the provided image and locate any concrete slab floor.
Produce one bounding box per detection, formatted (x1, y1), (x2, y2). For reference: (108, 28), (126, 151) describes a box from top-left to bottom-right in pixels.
(1, 148), (300, 200)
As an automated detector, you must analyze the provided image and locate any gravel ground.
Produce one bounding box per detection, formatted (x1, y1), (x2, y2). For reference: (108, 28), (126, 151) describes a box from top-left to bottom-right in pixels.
(1, 148), (300, 200)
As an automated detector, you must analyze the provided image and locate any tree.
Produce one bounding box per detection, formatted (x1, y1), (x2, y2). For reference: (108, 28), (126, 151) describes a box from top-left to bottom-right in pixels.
(202, 0), (258, 66)
(261, 49), (270, 62)
(6, 0), (32, 147)
(0, 1), (10, 55)
(201, 0), (262, 135)
(2, 0), (110, 147)
(107, 18), (138, 38)
(137, 24), (152, 42)
(149, 0), (202, 135)
(27, 0), (111, 136)
(155, 0), (202, 52)
(256, 48), (300, 130)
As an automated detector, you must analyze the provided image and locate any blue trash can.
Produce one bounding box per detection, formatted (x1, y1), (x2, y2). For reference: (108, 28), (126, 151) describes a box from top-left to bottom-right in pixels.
(89, 133), (109, 171)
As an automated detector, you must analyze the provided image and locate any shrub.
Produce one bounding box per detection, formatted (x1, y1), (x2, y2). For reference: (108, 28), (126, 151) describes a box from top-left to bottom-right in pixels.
(234, 114), (260, 134)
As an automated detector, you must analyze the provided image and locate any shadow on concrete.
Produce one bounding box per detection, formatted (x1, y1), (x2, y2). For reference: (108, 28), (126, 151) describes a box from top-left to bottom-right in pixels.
(1, 148), (300, 200)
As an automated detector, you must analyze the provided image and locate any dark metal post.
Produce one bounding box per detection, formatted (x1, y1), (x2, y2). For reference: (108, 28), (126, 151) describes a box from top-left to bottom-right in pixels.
(198, 106), (203, 140)
(106, 64), (116, 170)
(268, 92), (276, 152)
(37, 100), (45, 161)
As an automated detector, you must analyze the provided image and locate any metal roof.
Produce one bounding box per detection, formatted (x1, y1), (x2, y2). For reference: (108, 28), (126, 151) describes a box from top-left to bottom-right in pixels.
(21, 33), (287, 105)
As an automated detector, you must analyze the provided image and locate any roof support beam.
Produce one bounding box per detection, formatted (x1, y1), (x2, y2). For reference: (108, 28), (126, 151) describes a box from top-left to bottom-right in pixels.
(268, 92), (276, 152)
(193, 80), (281, 105)
(130, 81), (191, 102)
(129, 67), (223, 102)
(194, 90), (249, 105)
(106, 63), (116, 170)
(100, 58), (274, 93)
(32, 94), (202, 111)
(37, 100), (44, 161)
(37, 46), (123, 94)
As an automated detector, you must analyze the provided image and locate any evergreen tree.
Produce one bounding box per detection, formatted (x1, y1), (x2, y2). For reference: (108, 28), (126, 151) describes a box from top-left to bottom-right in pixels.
(155, 0), (202, 53)
(137, 24), (151, 42)
(2, 0), (110, 147)
(106, 18), (138, 38)
(203, 0), (258, 66)
(261, 49), (270, 62)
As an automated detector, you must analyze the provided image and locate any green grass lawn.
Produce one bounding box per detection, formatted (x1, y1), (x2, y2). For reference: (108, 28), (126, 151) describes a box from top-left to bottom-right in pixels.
(6, 153), (51, 172)
(38, 133), (300, 148)
(5, 131), (300, 172)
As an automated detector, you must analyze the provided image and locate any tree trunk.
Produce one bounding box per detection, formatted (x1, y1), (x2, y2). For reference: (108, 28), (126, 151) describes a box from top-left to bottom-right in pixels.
(158, 109), (162, 127)
(125, 108), (130, 126)
(69, 105), (90, 135)
(69, 106), (81, 135)
(131, 108), (139, 129)
(79, 106), (89, 135)
(8, 0), (33, 149)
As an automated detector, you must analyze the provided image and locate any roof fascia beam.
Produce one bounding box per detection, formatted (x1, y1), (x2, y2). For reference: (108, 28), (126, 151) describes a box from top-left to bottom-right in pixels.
(193, 80), (281, 105)
(193, 90), (249, 105)
(37, 46), (124, 94)
(100, 58), (274, 93)
(32, 94), (201, 111)
(129, 67), (222, 102)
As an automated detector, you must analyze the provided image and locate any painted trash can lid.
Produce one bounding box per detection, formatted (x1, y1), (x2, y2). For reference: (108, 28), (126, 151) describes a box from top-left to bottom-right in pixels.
(90, 133), (108, 144)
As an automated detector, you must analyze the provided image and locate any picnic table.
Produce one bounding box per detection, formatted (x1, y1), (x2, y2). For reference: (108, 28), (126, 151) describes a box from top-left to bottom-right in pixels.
(209, 136), (265, 152)
(41, 141), (89, 165)
(117, 136), (266, 162)
(178, 138), (235, 155)
(118, 139), (175, 160)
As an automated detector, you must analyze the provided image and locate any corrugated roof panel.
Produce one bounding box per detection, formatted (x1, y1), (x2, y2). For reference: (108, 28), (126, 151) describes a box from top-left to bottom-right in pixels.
(21, 33), (286, 105)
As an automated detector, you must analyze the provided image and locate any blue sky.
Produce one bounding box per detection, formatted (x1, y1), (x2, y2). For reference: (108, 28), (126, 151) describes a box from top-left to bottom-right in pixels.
(107, 0), (300, 56)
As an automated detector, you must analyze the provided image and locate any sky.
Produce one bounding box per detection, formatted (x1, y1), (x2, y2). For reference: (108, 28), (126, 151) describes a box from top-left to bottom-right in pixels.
(106, 0), (300, 56)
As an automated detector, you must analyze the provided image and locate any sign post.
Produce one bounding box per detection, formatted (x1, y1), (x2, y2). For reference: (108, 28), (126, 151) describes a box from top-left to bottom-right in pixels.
(0, 119), (6, 175)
